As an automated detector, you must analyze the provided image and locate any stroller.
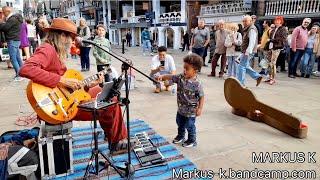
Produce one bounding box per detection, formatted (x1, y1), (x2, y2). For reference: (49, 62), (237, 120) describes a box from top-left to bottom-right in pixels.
(150, 40), (158, 53)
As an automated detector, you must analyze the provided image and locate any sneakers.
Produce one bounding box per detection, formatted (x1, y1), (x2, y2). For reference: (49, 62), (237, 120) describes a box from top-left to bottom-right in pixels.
(182, 139), (197, 148)
(256, 76), (263, 87)
(13, 77), (24, 82)
(172, 135), (184, 144)
(173, 136), (197, 147)
(154, 88), (161, 93)
(312, 71), (319, 77)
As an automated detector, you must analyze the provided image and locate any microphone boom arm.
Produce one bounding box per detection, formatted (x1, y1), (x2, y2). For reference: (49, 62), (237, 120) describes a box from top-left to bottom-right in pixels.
(82, 39), (157, 84)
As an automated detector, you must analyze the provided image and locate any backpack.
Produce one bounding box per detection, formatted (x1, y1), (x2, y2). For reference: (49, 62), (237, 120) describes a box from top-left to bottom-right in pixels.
(0, 127), (40, 145)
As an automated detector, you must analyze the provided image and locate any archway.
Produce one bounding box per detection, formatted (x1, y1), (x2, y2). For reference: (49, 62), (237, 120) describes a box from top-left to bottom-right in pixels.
(178, 27), (184, 48)
(165, 28), (174, 48)
(152, 28), (159, 46)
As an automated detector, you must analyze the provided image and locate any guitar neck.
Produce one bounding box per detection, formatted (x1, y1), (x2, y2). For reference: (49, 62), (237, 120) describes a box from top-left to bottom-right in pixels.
(81, 69), (109, 86)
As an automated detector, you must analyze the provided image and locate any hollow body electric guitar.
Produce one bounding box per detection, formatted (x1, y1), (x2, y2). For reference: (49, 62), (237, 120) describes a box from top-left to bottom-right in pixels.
(224, 77), (308, 138)
(26, 69), (110, 124)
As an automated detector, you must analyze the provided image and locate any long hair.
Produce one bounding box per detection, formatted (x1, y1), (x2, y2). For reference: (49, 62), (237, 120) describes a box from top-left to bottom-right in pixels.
(45, 31), (70, 61)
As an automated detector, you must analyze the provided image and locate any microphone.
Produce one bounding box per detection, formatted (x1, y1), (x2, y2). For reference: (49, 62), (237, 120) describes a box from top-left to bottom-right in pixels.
(81, 39), (96, 46)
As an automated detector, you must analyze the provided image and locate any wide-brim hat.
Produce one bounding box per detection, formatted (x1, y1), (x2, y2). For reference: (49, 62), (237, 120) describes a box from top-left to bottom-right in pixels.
(44, 18), (77, 38)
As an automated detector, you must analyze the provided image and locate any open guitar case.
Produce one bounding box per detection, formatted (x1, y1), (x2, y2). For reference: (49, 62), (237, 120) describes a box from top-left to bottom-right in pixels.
(224, 78), (308, 139)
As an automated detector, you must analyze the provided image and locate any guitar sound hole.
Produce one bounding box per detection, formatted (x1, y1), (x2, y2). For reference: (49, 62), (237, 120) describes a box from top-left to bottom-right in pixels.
(65, 87), (74, 93)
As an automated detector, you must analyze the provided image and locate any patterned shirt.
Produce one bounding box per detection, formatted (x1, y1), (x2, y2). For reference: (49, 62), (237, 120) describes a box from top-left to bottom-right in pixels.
(172, 74), (204, 117)
(93, 36), (111, 65)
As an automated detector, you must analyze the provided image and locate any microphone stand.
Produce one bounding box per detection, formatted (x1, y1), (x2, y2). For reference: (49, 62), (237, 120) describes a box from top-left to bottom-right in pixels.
(82, 40), (157, 179)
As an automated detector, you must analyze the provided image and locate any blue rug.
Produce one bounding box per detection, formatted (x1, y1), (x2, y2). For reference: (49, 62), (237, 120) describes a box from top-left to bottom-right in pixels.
(54, 119), (197, 179)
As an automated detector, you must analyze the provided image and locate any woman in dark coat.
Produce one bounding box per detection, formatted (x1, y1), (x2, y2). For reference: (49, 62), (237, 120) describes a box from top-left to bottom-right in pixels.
(266, 16), (288, 85)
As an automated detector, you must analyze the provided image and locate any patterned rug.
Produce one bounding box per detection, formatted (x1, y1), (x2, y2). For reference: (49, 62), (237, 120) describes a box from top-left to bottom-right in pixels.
(54, 119), (197, 180)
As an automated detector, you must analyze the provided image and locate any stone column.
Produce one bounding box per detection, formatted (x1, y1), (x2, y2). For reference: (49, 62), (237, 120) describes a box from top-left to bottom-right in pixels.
(257, 0), (266, 17)
(131, 27), (135, 46)
(173, 27), (180, 49)
(102, 0), (107, 26)
(158, 27), (165, 47)
(187, 1), (201, 30)
(132, 0), (135, 16)
(107, 0), (111, 40)
(152, 0), (160, 24)
(181, 0), (186, 23)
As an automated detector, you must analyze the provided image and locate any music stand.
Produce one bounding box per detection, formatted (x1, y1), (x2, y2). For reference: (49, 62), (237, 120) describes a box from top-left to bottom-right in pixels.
(83, 40), (158, 179)
(78, 92), (125, 178)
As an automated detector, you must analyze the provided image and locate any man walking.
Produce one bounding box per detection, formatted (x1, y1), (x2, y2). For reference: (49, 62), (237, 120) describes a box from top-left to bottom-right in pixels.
(236, 15), (263, 86)
(190, 19), (210, 69)
(126, 30), (132, 47)
(208, 20), (227, 77)
(141, 28), (152, 56)
(0, 6), (23, 81)
(288, 18), (311, 78)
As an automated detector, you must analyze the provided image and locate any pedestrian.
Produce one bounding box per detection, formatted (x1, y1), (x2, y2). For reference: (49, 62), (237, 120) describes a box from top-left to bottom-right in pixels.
(0, 6), (24, 81)
(208, 24), (217, 63)
(181, 31), (190, 52)
(288, 18), (311, 78)
(300, 23), (320, 78)
(265, 16), (287, 85)
(208, 20), (227, 77)
(19, 19), (30, 60)
(93, 24), (116, 82)
(150, 46), (176, 93)
(26, 19), (37, 54)
(258, 20), (271, 75)
(77, 18), (91, 71)
(236, 15), (263, 86)
(224, 23), (242, 77)
(126, 30), (132, 47)
(190, 19), (210, 70)
(141, 28), (153, 56)
(0, 8), (12, 69)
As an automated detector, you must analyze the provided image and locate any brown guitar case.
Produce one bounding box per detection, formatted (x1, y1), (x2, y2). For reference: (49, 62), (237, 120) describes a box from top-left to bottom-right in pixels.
(224, 77), (308, 138)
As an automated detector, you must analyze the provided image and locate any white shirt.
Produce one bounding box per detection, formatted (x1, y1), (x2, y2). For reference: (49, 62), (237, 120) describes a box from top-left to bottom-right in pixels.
(247, 29), (257, 54)
(151, 54), (176, 73)
(27, 24), (36, 38)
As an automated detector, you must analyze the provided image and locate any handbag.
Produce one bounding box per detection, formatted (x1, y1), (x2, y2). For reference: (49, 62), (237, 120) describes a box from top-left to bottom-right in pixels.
(259, 58), (269, 69)
(0, 45), (9, 61)
(264, 41), (271, 50)
(2, 46), (8, 55)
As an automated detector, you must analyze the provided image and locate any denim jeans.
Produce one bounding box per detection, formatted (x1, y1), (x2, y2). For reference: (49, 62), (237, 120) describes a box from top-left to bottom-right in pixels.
(236, 53), (261, 86)
(193, 47), (206, 68)
(176, 112), (196, 142)
(211, 53), (227, 76)
(318, 57), (320, 71)
(8, 40), (23, 77)
(300, 48), (316, 75)
(227, 56), (238, 77)
(289, 49), (305, 76)
(142, 40), (151, 53)
(80, 47), (91, 70)
(192, 47), (205, 58)
(0, 159), (8, 180)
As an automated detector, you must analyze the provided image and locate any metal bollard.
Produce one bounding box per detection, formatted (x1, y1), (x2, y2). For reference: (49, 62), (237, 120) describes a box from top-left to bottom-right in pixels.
(122, 39), (125, 54)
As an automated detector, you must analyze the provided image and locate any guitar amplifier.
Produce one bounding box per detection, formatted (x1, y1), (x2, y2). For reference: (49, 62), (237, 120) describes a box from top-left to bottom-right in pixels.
(38, 122), (74, 179)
